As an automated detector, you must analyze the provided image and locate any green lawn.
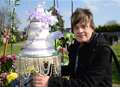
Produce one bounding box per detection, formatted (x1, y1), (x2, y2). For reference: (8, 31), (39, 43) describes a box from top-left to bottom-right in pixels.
(112, 42), (120, 61)
(0, 41), (120, 84)
(0, 42), (24, 56)
(112, 42), (120, 84)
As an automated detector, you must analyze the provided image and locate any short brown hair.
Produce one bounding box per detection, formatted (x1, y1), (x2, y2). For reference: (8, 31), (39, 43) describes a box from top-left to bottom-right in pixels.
(71, 8), (95, 32)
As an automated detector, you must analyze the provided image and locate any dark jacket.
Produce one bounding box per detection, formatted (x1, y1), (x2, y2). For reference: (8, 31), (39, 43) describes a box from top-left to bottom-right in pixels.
(48, 33), (112, 87)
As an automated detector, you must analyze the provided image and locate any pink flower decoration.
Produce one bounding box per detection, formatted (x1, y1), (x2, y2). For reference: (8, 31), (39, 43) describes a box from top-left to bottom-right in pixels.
(29, 4), (57, 25)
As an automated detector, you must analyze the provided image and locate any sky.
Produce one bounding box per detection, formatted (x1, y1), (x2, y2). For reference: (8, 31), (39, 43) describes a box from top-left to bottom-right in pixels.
(1, 0), (120, 31)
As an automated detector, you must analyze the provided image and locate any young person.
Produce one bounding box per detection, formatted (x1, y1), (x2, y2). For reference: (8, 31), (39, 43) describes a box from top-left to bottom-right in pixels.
(32, 8), (112, 87)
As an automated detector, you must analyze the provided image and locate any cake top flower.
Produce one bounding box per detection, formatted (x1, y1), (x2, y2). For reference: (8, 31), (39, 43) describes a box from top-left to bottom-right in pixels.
(29, 4), (58, 26)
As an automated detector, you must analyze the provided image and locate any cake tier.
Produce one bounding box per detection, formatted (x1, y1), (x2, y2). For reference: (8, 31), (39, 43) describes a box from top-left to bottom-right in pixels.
(23, 39), (53, 49)
(28, 31), (49, 40)
(21, 21), (55, 57)
(20, 48), (56, 57)
(28, 27), (50, 40)
(29, 22), (49, 30)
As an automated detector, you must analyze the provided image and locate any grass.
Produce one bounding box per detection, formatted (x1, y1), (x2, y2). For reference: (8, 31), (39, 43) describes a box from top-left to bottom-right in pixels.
(0, 42), (24, 56)
(112, 42), (120, 84)
(112, 42), (120, 61)
(0, 41), (120, 84)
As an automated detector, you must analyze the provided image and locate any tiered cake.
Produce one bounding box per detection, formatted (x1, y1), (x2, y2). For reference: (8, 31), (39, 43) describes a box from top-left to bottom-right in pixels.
(16, 5), (61, 86)
(20, 5), (58, 57)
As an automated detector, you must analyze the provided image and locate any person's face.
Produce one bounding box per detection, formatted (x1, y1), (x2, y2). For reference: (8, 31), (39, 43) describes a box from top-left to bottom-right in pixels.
(73, 22), (94, 43)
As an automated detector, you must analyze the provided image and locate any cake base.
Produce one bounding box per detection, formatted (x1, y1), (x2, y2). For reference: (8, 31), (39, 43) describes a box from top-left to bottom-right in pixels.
(15, 55), (61, 86)
(16, 55), (61, 76)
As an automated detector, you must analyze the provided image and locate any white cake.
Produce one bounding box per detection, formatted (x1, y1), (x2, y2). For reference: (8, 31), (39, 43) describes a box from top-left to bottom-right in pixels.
(16, 5), (61, 86)
(20, 5), (58, 57)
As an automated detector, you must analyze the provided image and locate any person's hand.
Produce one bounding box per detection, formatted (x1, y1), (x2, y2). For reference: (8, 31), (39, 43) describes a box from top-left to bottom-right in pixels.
(32, 74), (49, 87)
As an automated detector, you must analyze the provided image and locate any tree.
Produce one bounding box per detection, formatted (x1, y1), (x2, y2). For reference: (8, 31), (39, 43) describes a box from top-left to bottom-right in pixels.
(0, 0), (20, 37)
(96, 22), (120, 32)
(48, 6), (64, 32)
(105, 20), (119, 26)
(0, 7), (10, 34)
